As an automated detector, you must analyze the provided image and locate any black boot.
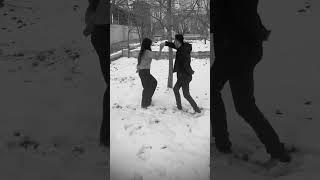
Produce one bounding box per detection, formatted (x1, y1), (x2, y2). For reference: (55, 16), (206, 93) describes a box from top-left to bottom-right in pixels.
(271, 152), (291, 163)
(194, 107), (201, 113)
(270, 143), (292, 163)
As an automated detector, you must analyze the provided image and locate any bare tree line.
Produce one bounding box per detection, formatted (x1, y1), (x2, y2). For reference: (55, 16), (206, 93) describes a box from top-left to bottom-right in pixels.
(110, 0), (209, 88)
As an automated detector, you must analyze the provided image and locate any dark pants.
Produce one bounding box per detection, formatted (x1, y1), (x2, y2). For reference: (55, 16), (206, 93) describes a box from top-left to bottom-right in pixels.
(139, 69), (157, 108)
(173, 73), (200, 112)
(91, 25), (109, 145)
(212, 42), (285, 158)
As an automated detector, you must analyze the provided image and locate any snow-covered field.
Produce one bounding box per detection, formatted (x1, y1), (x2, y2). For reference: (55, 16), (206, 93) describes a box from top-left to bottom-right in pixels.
(0, 0), (107, 179)
(212, 0), (320, 179)
(110, 57), (210, 180)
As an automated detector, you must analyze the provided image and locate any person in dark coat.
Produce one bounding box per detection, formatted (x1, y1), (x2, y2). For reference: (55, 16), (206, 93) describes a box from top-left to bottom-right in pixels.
(84, 0), (109, 147)
(211, 0), (291, 162)
(163, 34), (201, 114)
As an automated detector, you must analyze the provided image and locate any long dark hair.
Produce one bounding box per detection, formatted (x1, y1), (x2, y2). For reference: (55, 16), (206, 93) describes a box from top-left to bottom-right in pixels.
(138, 38), (152, 65)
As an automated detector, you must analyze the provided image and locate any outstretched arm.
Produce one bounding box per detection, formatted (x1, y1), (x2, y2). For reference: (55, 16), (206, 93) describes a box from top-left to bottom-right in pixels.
(156, 42), (166, 60)
(149, 51), (160, 60)
(164, 41), (177, 49)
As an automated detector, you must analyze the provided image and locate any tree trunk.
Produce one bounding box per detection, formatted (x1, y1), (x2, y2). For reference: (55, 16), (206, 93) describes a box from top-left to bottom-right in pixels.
(137, 26), (142, 45)
(127, 28), (130, 58)
(204, 30), (207, 44)
(127, 0), (130, 58)
(167, 0), (173, 88)
(210, 33), (213, 68)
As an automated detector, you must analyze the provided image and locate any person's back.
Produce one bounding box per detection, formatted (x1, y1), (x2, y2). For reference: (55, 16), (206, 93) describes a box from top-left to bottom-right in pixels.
(137, 50), (153, 71)
(213, 0), (266, 66)
(213, 0), (261, 41)
(174, 42), (194, 75)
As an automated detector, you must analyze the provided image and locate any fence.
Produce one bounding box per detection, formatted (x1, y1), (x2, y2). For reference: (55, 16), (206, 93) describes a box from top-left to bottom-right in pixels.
(111, 49), (209, 61)
(110, 24), (140, 44)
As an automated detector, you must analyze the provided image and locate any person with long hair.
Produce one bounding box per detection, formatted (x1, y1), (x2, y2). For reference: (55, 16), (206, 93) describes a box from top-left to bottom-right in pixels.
(137, 38), (163, 108)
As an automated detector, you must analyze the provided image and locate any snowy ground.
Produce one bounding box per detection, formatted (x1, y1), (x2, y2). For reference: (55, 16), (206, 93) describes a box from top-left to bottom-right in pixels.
(212, 0), (320, 179)
(110, 57), (210, 180)
(0, 0), (107, 179)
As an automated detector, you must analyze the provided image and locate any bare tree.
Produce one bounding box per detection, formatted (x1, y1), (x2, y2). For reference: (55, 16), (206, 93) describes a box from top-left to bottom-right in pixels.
(111, 0), (205, 86)
(167, 0), (173, 88)
(195, 0), (209, 43)
(111, 0), (151, 50)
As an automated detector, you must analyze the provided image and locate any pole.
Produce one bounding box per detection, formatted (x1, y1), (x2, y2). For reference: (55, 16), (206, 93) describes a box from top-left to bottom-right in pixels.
(167, 0), (173, 88)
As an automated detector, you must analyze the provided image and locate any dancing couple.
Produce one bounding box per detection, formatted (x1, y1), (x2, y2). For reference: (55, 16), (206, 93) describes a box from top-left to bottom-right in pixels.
(136, 34), (202, 114)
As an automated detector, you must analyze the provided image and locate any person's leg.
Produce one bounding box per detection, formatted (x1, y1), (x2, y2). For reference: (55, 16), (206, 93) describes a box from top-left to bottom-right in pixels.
(142, 70), (156, 107)
(100, 87), (108, 146)
(91, 25), (108, 146)
(147, 73), (158, 106)
(180, 74), (201, 112)
(139, 70), (150, 108)
(91, 25), (108, 83)
(211, 60), (231, 151)
(173, 73), (183, 109)
(229, 66), (285, 158)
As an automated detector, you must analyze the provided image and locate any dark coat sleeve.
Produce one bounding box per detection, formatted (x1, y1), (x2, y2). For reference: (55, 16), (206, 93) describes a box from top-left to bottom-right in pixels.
(165, 42), (177, 49)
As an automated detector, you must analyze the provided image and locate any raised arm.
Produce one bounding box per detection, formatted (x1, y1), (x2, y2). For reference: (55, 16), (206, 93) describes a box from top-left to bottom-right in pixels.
(149, 51), (158, 60)
(164, 41), (177, 49)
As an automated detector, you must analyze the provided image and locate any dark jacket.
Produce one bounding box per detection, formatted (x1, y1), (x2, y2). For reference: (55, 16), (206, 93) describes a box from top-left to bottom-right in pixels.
(85, 0), (99, 25)
(212, 0), (269, 44)
(88, 0), (100, 11)
(165, 42), (194, 75)
(212, 0), (269, 65)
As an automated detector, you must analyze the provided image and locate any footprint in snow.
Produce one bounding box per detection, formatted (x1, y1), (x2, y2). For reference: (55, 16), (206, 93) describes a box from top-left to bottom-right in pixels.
(124, 124), (135, 130)
(304, 101), (312, 105)
(71, 145), (85, 157)
(133, 172), (143, 180)
(149, 118), (160, 125)
(275, 109), (283, 115)
(6, 132), (40, 151)
(128, 124), (144, 136)
(113, 103), (123, 109)
(136, 145), (152, 161)
(150, 165), (167, 177)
